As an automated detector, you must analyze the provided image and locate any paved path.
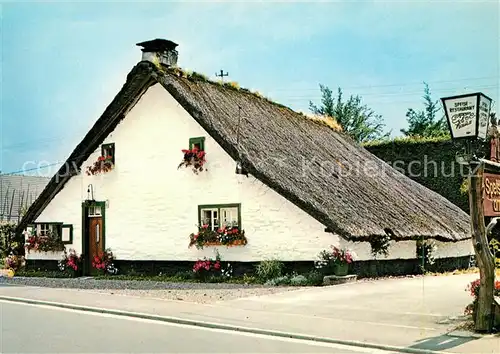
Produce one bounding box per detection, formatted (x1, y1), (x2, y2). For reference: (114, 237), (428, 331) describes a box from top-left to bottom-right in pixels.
(0, 301), (390, 353)
(1, 273), (498, 353)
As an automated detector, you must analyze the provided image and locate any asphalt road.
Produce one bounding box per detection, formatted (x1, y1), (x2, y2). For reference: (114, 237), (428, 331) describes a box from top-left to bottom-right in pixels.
(0, 301), (393, 353)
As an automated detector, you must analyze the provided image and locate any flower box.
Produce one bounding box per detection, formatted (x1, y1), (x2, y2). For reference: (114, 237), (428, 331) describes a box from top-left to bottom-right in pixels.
(86, 155), (114, 175)
(189, 225), (247, 249)
(178, 148), (206, 174)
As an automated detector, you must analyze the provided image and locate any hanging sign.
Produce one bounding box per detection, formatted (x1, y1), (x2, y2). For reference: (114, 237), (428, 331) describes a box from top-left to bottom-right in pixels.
(483, 172), (500, 216)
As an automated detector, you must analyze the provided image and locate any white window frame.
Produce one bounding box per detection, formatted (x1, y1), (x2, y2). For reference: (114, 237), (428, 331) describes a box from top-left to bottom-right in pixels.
(198, 204), (241, 231)
(35, 223), (62, 239)
(88, 205), (102, 217)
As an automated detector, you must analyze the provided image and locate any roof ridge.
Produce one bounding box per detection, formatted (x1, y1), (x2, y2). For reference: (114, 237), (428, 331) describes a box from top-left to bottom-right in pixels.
(142, 61), (345, 136)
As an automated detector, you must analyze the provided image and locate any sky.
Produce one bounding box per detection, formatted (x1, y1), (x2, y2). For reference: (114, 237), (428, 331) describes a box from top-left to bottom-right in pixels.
(1, 0), (499, 176)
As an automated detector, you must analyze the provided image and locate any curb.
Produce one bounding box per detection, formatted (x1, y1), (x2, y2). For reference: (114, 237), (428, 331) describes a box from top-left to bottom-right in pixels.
(0, 295), (455, 354)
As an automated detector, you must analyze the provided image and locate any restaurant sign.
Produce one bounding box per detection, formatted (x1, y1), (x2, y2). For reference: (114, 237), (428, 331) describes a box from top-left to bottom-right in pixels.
(483, 173), (500, 216)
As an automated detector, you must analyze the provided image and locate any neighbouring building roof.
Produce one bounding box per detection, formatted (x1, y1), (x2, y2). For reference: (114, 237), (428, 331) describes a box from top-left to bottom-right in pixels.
(17, 61), (471, 242)
(0, 174), (50, 223)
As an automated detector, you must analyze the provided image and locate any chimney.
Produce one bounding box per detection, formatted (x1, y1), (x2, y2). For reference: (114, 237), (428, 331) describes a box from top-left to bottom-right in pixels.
(136, 38), (178, 68)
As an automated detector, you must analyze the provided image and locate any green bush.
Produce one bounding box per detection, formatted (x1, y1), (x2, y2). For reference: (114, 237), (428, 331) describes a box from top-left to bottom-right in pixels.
(265, 275), (291, 286)
(256, 259), (284, 281)
(290, 274), (308, 286)
(305, 270), (324, 286)
(364, 136), (490, 212)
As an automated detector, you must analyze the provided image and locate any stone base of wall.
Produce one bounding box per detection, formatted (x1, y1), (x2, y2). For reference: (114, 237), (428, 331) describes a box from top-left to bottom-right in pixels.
(26, 255), (473, 278)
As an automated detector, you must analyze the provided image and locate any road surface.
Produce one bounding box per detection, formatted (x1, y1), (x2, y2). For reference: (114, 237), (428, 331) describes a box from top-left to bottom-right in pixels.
(0, 301), (394, 353)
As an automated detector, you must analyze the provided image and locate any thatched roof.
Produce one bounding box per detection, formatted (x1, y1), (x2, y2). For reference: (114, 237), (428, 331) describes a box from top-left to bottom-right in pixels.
(18, 61), (471, 242)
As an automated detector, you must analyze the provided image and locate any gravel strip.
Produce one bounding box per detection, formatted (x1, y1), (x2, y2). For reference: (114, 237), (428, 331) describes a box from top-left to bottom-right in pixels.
(0, 277), (305, 303)
(0, 277), (266, 290)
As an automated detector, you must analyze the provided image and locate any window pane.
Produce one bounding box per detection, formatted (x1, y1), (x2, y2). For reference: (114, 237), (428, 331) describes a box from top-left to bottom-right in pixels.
(95, 206), (102, 215)
(201, 209), (214, 229)
(221, 207), (239, 227)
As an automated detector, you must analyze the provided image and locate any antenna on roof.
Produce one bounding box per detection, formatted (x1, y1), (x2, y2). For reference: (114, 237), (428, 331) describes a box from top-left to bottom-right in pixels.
(215, 69), (229, 83)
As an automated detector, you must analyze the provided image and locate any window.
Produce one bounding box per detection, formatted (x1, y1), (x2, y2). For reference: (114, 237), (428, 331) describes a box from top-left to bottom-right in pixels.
(189, 137), (205, 151)
(35, 223), (63, 240)
(101, 143), (115, 164)
(198, 204), (241, 231)
(88, 205), (102, 217)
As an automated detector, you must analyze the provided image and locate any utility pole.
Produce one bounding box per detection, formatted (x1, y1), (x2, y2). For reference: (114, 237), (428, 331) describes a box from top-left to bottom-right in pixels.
(215, 69), (229, 83)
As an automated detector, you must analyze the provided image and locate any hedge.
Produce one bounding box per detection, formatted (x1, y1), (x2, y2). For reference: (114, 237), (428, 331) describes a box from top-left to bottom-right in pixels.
(364, 136), (491, 213)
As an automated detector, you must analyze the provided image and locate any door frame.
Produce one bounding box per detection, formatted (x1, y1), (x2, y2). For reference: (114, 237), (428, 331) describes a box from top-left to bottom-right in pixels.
(81, 200), (106, 275)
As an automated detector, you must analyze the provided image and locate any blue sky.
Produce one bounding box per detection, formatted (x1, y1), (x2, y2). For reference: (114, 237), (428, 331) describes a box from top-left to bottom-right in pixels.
(1, 0), (499, 176)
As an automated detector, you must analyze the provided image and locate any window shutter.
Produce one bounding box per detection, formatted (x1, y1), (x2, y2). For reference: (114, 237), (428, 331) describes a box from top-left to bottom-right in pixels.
(61, 224), (73, 244)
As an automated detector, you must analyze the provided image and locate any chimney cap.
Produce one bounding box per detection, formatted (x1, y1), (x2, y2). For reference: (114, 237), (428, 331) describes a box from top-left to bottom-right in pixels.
(136, 39), (178, 52)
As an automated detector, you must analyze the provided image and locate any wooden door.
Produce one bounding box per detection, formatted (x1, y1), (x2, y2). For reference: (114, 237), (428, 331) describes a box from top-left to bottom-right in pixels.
(89, 217), (103, 262)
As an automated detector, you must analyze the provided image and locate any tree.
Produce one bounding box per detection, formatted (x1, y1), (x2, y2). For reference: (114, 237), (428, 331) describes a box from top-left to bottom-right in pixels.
(309, 85), (389, 143)
(401, 82), (449, 138)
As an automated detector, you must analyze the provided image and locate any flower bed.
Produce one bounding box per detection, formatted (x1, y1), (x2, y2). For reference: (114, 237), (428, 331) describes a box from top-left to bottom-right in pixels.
(464, 278), (500, 319)
(192, 250), (233, 281)
(86, 155), (114, 175)
(189, 225), (247, 249)
(178, 147), (206, 174)
(91, 248), (118, 275)
(58, 249), (83, 277)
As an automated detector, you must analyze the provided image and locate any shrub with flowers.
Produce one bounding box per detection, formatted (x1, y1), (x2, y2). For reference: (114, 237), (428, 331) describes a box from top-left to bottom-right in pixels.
(192, 249), (232, 281)
(314, 245), (356, 275)
(58, 249), (83, 277)
(86, 155), (114, 176)
(189, 224), (247, 249)
(91, 248), (118, 275)
(4, 254), (25, 272)
(464, 278), (500, 319)
(177, 147), (206, 174)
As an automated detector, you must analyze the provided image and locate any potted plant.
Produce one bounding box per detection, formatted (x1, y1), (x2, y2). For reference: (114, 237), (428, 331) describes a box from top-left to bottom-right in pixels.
(314, 245), (355, 276)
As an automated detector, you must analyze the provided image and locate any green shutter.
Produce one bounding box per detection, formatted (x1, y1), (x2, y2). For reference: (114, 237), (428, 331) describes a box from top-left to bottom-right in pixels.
(62, 224), (73, 244)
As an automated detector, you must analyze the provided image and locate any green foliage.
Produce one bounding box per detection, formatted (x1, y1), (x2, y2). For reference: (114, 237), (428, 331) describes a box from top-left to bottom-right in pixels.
(305, 270), (324, 286)
(255, 259), (284, 281)
(264, 275), (291, 286)
(309, 85), (389, 142)
(370, 234), (391, 258)
(401, 83), (449, 138)
(490, 239), (500, 268)
(187, 71), (209, 82)
(364, 136), (475, 212)
(416, 239), (437, 273)
(0, 223), (23, 258)
(290, 274), (308, 286)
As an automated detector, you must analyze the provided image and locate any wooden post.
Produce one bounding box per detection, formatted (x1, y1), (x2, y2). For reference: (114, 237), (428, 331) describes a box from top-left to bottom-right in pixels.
(468, 161), (496, 332)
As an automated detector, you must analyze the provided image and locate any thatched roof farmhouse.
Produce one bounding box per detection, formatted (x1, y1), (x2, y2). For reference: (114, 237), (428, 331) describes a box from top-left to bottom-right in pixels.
(18, 39), (472, 277)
